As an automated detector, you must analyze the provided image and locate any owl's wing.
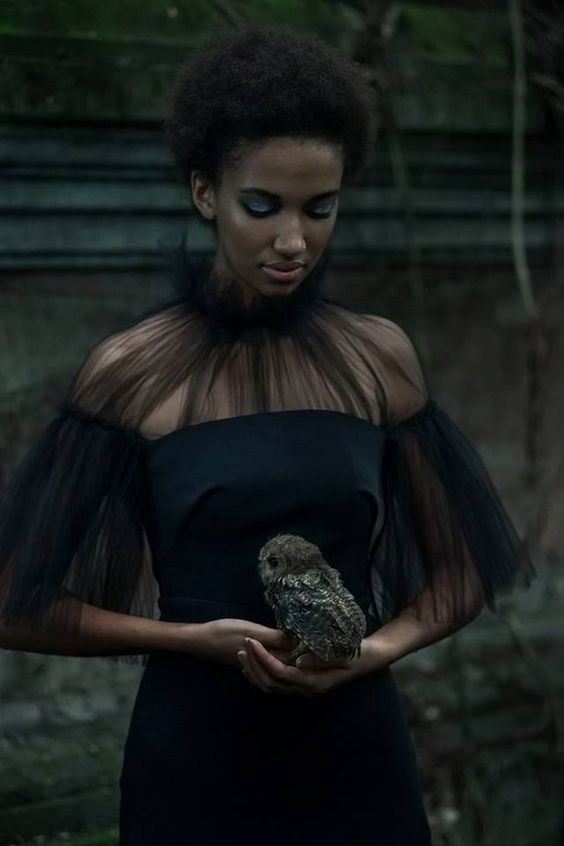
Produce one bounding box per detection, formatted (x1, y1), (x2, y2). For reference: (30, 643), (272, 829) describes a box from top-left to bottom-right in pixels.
(272, 572), (365, 659)
(316, 568), (367, 642)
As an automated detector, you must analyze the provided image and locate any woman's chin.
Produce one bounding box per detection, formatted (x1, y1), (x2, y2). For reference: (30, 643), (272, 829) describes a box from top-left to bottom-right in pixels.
(260, 280), (302, 297)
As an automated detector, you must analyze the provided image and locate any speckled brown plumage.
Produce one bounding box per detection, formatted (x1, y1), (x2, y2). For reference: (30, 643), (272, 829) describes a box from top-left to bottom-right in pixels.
(258, 533), (367, 665)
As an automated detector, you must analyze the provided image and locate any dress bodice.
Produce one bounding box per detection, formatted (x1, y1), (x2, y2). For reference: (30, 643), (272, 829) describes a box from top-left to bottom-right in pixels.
(142, 409), (385, 628)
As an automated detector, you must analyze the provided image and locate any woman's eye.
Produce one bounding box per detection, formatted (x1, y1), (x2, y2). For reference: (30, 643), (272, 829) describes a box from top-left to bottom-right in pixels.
(241, 202), (335, 219)
(242, 203), (273, 217)
(309, 205), (334, 219)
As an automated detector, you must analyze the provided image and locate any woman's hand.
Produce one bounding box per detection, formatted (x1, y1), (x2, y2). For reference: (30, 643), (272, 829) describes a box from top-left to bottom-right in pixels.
(237, 637), (388, 697)
(193, 618), (294, 668)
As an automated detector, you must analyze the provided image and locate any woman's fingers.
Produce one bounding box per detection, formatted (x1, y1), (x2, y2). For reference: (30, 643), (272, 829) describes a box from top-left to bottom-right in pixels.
(241, 642), (273, 692)
(238, 638), (352, 698)
(246, 639), (299, 694)
(251, 625), (294, 651)
(245, 639), (317, 696)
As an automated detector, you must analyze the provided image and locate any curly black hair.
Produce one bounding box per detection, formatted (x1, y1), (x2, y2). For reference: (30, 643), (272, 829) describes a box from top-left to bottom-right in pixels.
(164, 24), (378, 192)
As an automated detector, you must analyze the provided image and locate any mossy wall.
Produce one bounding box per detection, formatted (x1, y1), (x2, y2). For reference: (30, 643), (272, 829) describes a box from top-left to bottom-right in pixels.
(0, 1), (544, 129)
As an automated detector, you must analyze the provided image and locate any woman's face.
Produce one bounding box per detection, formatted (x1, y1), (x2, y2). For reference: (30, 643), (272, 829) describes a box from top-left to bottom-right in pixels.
(190, 136), (344, 304)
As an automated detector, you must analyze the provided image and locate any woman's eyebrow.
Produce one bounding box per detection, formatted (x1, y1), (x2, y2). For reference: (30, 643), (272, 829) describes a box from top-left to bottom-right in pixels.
(238, 188), (339, 201)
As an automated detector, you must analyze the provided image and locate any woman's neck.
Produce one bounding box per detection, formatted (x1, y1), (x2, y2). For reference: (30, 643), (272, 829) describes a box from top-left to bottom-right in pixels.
(169, 240), (333, 341)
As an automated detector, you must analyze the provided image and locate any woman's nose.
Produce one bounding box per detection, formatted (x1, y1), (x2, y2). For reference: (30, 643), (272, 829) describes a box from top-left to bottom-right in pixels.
(273, 220), (306, 255)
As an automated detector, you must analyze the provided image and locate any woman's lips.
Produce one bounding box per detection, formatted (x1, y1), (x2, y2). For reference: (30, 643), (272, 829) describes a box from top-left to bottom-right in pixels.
(261, 266), (304, 283)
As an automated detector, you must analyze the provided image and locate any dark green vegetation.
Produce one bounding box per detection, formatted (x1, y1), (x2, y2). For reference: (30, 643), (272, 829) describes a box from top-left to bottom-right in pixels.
(0, 1), (541, 129)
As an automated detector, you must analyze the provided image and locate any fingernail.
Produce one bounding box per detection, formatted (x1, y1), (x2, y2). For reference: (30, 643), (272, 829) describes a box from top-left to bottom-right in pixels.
(296, 657), (304, 667)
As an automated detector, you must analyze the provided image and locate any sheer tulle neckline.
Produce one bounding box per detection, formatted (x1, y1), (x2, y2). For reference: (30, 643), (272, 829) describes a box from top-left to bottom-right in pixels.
(166, 239), (335, 341)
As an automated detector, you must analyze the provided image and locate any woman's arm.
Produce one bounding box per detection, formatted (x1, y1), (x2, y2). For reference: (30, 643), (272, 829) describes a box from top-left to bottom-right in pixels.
(0, 597), (196, 658)
(0, 596), (294, 667)
(363, 585), (484, 668)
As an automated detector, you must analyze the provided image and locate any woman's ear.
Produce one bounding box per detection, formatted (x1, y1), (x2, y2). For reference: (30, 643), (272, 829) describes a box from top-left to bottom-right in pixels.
(190, 170), (216, 221)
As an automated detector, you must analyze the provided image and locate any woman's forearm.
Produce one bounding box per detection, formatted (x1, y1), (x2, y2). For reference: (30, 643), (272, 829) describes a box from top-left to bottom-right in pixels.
(0, 598), (198, 658)
(366, 592), (484, 667)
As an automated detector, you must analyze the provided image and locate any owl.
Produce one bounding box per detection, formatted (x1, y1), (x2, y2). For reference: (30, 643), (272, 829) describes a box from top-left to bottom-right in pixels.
(257, 533), (367, 666)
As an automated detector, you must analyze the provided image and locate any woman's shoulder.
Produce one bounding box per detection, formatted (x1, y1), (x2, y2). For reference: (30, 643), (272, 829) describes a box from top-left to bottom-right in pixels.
(82, 304), (185, 370)
(332, 305), (424, 374)
(356, 311), (430, 423)
(326, 301), (415, 350)
(359, 313), (419, 358)
(67, 304), (188, 427)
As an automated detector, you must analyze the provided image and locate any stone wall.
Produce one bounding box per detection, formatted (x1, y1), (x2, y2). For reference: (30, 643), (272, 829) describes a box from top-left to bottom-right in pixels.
(0, 2), (562, 838)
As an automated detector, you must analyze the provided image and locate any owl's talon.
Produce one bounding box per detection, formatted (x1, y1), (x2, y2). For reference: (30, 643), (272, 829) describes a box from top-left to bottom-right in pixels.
(283, 642), (311, 666)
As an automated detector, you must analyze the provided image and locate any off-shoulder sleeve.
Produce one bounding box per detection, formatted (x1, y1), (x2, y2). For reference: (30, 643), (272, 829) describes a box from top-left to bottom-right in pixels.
(0, 339), (158, 664)
(366, 318), (535, 627)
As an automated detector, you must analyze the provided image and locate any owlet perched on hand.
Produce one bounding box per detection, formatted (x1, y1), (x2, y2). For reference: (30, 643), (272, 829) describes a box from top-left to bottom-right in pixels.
(257, 533), (367, 666)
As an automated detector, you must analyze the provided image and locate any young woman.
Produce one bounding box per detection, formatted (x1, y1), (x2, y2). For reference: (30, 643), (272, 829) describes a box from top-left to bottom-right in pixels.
(0, 25), (534, 845)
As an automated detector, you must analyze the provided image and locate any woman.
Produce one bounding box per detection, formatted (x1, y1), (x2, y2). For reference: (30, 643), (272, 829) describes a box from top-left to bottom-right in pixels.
(0, 25), (534, 845)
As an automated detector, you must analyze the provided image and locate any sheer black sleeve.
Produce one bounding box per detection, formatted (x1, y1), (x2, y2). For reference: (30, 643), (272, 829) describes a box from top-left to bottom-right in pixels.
(0, 340), (158, 664)
(366, 319), (535, 627)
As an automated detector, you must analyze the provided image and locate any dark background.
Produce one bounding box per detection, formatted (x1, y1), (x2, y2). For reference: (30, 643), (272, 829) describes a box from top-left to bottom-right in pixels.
(0, 2), (562, 844)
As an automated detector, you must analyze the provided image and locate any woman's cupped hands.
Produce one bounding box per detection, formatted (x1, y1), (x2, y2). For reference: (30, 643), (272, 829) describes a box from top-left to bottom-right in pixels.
(196, 618), (386, 698)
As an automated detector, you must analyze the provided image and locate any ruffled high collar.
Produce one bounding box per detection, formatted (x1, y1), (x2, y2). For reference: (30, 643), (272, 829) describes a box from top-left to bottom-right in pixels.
(165, 237), (334, 343)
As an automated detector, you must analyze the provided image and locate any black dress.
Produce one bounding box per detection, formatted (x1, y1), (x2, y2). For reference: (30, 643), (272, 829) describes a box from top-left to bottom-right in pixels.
(0, 250), (534, 845)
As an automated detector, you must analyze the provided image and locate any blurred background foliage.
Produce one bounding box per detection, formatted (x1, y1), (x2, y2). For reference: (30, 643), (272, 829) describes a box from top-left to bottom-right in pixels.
(0, 2), (563, 845)
(0, 0), (537, 126)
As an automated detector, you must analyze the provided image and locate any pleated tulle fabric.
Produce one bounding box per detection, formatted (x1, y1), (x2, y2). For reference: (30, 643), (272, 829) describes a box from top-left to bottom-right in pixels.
(0, 240), (534, 662)
(0, 403), (157, 664)
(369, 400), (535, 625)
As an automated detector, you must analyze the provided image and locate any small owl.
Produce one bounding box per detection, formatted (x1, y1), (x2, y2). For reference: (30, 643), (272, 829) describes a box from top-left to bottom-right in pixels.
(257, 533), (367, 666)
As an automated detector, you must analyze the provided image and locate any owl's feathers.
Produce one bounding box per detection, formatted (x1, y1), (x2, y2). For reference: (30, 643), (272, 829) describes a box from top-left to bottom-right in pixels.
(257, 533), (366, 664)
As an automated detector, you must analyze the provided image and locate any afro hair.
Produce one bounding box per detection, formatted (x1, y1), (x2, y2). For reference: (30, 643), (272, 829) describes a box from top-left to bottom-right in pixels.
(164, 24), (379, 192)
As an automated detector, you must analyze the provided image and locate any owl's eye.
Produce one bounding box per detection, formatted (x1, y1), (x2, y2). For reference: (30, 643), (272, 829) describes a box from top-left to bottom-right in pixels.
(268, 556), (280, 568)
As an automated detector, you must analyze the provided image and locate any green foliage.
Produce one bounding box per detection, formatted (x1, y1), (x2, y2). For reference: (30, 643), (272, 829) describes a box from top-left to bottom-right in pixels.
(399, 2), (509, 67)
(0, 0), (215, 41)
(0, 0), (361, 121)
(0, 0), (508, 63)
(0, 0), (355, 47)
(0, 0), (525, 126)
(235, 0), (360, 50)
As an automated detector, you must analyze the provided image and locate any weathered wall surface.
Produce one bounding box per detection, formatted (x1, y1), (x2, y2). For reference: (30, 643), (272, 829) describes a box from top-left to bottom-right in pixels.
(0, 2), (562, 842)
(1, 130), (562, 843)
